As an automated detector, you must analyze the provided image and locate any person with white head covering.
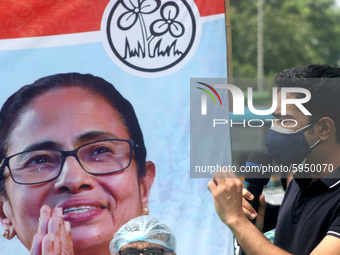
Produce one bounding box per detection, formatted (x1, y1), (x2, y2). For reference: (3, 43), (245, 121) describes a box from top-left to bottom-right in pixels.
(110, 216), (176, 255)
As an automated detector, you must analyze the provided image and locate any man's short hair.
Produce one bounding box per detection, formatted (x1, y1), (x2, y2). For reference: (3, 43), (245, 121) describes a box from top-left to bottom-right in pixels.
(275, 64), (340, 143)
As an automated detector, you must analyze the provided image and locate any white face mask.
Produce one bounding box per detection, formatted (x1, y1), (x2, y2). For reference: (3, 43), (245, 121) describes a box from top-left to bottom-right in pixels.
(271, 123), (312, 134)
(271, 124), (295, 134)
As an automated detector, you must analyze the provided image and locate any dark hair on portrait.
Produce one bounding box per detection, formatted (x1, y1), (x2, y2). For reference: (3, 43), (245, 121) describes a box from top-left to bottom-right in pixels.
(0, 73), (147, 197)
(275, 64), (340, 143)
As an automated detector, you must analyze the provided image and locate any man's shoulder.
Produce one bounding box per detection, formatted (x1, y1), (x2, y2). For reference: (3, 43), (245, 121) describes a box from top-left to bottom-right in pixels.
(281, 176), (340, 210)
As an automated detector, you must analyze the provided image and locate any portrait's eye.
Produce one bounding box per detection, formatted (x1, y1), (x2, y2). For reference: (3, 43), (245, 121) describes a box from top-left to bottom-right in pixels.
(82, 142), (119, 163)
(12, 151), (58, 171)
(92, 146), (114, 155)
(29, 155), (49, 164)
(24, 153), (57, 167)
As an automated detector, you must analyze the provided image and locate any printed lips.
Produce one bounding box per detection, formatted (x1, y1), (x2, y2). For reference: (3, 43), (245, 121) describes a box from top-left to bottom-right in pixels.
(57, 199), (107, 223)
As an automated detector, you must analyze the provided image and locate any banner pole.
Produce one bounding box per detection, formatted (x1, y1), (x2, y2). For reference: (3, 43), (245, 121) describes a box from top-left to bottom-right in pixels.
(225, 0), (233, 81)
(225, 0), (234, 114)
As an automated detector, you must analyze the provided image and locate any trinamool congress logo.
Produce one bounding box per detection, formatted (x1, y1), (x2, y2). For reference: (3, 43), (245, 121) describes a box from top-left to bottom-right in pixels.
(101, 0), (201, 78)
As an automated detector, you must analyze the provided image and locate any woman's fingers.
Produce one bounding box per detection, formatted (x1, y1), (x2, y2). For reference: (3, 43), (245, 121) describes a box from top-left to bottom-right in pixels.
(30, 205), (52, 254)
(29, 233), (44, 255)
(38, 205), (52, 234)
(48, 216), (62, 254)
(41, 233), (55, 254)
(30, 206), (74, 254)
(61, 221), (74, 254)
(51, 207), (74, 254)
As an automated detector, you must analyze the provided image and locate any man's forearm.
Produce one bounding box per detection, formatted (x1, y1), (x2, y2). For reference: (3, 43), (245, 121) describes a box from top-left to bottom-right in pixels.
(229, 216), (292, 255)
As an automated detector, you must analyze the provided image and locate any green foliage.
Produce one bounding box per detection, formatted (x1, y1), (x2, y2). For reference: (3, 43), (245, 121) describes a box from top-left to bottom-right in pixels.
(230, 0), (340, 78)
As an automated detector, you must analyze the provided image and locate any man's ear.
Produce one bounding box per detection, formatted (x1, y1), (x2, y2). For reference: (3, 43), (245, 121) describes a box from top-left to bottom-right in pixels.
(0, 199), (16, 240)
(318, 117), (335, 141)
(139, 161), (155, 211)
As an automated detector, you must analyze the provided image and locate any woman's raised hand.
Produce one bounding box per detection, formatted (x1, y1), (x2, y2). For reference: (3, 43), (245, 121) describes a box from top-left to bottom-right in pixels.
(29, 205), (74, 255)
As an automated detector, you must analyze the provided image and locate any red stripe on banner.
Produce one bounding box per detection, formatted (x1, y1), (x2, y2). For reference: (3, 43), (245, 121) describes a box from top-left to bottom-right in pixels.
(0, 0), (225, 39)
(195, 0), (225, 17)
(0, 0), (109, 39)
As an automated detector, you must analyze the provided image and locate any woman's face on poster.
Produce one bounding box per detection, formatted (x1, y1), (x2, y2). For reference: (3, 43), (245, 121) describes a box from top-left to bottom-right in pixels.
(0, 87), (154, 253)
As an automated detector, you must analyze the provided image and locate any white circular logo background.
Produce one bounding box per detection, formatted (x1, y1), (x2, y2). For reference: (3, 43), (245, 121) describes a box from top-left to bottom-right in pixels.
(101, 0), (202, 78)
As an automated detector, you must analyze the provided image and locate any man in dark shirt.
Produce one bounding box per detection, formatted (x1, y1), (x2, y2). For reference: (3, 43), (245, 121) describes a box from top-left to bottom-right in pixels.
(208, 64), (340, 254)
(275, 171), (340, 254)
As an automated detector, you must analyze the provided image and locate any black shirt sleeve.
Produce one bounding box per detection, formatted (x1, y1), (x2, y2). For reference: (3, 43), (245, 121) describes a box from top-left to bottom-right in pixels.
(327, 212), (340, 239)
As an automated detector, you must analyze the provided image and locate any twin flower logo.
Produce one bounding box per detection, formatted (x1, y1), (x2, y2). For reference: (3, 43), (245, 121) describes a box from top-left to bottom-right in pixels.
(196, 81), (312, 118)
(102, 0), (201, 77)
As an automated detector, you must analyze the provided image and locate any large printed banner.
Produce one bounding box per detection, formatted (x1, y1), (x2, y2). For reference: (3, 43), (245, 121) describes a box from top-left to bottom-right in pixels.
(0, 1), (232, 254)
